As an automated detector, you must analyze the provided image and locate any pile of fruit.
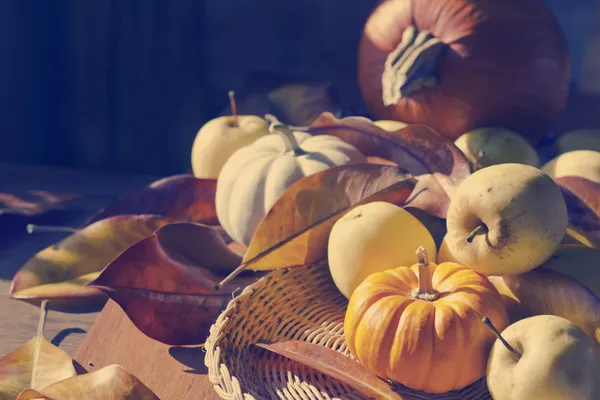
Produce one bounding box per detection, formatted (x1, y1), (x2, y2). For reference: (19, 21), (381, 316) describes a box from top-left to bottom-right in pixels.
(186, 0), (600, 397)
(3, 0), (600, 398)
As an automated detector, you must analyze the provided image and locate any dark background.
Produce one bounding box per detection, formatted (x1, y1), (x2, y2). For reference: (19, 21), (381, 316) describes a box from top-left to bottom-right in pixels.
(0, 0), (597, 176)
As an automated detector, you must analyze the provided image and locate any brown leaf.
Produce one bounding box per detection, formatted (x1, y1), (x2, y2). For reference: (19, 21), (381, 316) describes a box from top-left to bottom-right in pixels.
(256, 341), (403, 400)
(562, 225), (600, 249)
(241, 163), (415, 272)
(0, 337), (76, 399)
(303, 112), (471, 218)
(556, 177), (600, 242)
(0, 191), (78, 217)
(16, 364), (158, 400)
(83, 175), (218, 226)
(10, 215), (173, 310)
(88, 222), (260, 345)
(489, 267), (600, 342)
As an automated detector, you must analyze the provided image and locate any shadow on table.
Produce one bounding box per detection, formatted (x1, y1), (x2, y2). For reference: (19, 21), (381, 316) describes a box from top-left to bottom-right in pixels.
(168, 346), (209, 374)
(52, 327), (88, 348)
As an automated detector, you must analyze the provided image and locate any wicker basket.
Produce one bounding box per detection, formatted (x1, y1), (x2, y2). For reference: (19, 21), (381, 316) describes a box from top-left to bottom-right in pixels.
(205, 262), (493, 400)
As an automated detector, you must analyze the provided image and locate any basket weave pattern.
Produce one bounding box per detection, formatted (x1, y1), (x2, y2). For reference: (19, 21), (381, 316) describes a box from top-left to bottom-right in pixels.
(205, 262), (493, 400)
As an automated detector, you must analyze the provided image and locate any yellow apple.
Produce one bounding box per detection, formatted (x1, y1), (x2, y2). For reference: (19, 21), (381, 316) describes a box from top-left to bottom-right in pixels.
(328, 201), (436, 298)
(454, 127), (540, 170)
(486, 315), (600, 400)
(445, 164), (568, 276)
(191, 92), (269, 179)
(556, 129), (600, 155)
(373, 120), (407, 132)
(542, 150), (600, 184)
(436, 235), (459, 263)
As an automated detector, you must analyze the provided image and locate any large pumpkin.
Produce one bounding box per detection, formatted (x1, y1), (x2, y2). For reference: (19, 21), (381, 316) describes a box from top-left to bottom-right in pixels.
(344, 247), (509, 394)
(216, 123), (365, 247)
(358, 0), (570, 141)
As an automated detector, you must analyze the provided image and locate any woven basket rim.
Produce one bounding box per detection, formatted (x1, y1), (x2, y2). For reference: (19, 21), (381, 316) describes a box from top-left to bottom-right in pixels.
(204, 267), (285, 400)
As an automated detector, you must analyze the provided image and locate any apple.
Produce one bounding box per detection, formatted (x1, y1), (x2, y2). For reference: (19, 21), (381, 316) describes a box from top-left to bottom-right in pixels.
(436, 235), (459, 264)
(445, 163), (568, 276)
(556, 129), (600, 155)
(328, 201), (436, 298)
(485, 315), (600, 400)
(542, 150), (600, 184)
(191, 91), (269, 179)
(373, 120), (407, 132)
(454, 127), (540, 170)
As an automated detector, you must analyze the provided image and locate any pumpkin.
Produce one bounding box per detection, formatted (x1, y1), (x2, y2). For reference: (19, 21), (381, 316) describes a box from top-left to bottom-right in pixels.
(358, 0), (570, 141)
(215, 121), (365, 247)
(344, 247), (509, 394)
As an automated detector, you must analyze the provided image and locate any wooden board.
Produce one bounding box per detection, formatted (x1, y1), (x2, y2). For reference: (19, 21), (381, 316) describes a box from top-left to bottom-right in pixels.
(74, 300), (220, 400)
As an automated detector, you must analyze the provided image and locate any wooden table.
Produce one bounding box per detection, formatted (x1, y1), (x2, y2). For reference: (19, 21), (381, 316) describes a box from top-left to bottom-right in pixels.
(0, 162), (219, 399)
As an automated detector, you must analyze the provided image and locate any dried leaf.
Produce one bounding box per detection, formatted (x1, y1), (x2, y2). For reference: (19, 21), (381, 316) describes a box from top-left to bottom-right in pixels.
(16, 364), (158, 400)
(10, 215), (172, 309)
(268, 82), (338, 125)
(489, 268), (600, 342)
(83, 175), (217, 226)
(556, 176), (600, 242)
(563, 225), (600, 249)
(241, 164), (415, 272)
(88, 222), (259, 345)
(0, 337), (76, 399)
(303, 112), (471, 218)
(256, 341), (403, 400)
(0, 191), (78, 217)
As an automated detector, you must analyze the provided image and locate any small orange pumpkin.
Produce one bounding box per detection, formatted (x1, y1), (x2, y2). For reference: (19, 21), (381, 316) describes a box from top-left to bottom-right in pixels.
(344, 247), (508, 394)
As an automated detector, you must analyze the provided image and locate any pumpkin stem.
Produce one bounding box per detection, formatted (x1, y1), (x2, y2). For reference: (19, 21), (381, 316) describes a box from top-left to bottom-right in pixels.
(227, 90), (239, 127)
(482, 317), (522, 361)
(414, 246), (439, 301)
(265, 114), (308, 156)
(382, 26), (447, 104)
(466, 224), (488, 243)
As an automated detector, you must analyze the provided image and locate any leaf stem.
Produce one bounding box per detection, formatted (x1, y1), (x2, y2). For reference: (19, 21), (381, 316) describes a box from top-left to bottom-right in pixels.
(228, 90), (239, 127)
(31, 300), (48, 389)
(26, 224), (79, 234)
(482, 316), (521, 361)
(215, 262), (248, 290)
(265, 114), (307, 156)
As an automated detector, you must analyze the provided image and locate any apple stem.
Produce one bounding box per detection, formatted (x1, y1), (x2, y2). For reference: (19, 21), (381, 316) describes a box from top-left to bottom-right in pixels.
(228, 90), (239, 127)
(414, 246), (439, 301)
(482, 317), (522, 360)
(466, 224), (487, 243)
(265, 114), (307, 156)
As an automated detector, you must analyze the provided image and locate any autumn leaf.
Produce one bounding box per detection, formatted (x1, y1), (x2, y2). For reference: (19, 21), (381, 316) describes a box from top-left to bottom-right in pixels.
(87, 222), (260, 345)
(0, 191), (78, 217)
(16, 365), (158, 400)
(215, 164), (415, 288)
(301, 112), (471, 218)
(10, 215), (173, 310)
(0, 301), (76, 400)
(256, 341), (403, 400)
(556, 176), (600, 242)
(82, 175), (218, 227)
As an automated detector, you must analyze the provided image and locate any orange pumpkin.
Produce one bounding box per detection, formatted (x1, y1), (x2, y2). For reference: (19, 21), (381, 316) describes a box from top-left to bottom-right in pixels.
(344, 247), (508, 394)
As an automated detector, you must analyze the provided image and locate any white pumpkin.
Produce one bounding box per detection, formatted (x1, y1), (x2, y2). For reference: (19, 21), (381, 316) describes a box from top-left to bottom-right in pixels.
(216, 126), (365, 246)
